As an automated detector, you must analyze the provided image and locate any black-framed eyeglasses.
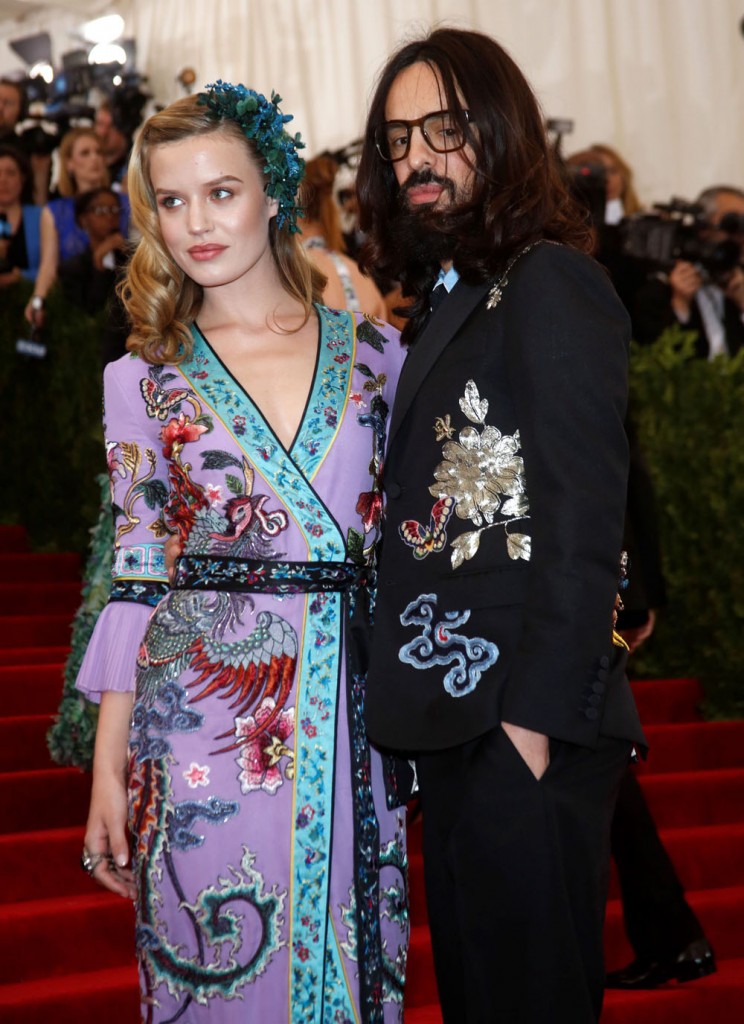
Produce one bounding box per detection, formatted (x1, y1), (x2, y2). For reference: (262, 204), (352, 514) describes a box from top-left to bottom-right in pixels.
(374, 110), (471, 163)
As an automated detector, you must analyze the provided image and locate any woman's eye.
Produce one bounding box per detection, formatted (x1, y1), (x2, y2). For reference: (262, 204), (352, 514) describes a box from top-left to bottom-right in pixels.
(159, 195), (182, 209)
(212, 187), (232, 200)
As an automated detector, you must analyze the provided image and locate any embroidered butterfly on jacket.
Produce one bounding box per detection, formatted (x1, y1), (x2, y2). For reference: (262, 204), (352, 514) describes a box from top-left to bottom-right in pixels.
(399, 496), (455, 559)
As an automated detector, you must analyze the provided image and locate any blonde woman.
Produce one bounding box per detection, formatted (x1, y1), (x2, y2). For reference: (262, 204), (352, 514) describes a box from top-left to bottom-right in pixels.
(75, 84), (408, 1022)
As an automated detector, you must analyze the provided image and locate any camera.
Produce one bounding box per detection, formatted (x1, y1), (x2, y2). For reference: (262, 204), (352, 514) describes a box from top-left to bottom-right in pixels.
(620, 199), (742, 284)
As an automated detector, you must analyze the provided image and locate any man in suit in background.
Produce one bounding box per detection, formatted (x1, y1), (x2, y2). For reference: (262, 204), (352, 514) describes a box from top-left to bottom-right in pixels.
(356, 27), (646, 1023)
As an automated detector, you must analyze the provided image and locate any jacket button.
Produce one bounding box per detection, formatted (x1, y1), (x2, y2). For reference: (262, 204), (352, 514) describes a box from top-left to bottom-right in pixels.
(589, 694), (602, 707)
(387, 481), (402, 499)
(597, 668), (608, 682)
(599, 655), (610, 669)
(593, 682), (606, 694)
(584, 708), (600, 721)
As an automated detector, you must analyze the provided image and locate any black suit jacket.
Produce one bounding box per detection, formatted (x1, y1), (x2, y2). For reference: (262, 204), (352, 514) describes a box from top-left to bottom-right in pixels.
(366, 242), (646, 753)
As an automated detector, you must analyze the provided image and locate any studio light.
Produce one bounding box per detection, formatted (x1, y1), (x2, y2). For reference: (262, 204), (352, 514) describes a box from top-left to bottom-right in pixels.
(80, 14), (125, 45)
(29, 61), (54, 84)
(87, 42), (127, 66)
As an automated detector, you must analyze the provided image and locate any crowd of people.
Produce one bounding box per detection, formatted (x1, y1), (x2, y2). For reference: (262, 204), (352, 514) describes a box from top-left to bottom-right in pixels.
(2, 23), (740, 1023)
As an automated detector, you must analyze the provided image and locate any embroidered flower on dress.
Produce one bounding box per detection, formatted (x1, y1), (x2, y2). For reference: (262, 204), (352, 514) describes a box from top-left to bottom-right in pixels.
(183, 762), (210, 788)
(161, 413), (208, 459)
(235, 697), (295, 795)
(205, 483), (223, 505)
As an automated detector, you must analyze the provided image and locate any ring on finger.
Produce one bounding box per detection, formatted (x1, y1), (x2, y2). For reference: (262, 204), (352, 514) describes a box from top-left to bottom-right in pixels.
(80, 847), (112, 876)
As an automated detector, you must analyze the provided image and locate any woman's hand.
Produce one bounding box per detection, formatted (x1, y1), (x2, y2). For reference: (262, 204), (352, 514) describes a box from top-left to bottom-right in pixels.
(84, 771), (136, 900)
(83, 690), (136, 900)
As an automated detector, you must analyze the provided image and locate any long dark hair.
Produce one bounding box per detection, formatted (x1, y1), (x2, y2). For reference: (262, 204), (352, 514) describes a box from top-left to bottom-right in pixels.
(356, 28), (591, 343)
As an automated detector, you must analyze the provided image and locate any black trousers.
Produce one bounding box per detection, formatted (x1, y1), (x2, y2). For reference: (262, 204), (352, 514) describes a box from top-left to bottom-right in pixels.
(416, 727), (632, 1024)
(611, 768), (703, 961)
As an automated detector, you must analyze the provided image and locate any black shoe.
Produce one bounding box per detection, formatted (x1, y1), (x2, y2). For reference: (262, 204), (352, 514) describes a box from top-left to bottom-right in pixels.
(605, 938), (717, 989)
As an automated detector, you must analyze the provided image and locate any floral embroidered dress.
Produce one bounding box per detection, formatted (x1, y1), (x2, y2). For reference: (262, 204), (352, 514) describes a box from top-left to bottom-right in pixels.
(76, 306), (408, 1023)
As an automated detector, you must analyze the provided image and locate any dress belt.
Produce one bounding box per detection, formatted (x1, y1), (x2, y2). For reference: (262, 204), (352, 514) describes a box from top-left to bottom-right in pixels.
(172, 554), (375, 594)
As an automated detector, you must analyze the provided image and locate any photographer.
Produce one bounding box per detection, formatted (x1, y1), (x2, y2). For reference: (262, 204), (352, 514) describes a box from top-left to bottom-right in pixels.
(632, 185), (744, 357)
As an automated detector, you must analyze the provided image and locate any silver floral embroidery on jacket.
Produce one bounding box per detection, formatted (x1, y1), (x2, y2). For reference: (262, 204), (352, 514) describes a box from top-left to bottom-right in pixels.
(429, 380), (531, 569)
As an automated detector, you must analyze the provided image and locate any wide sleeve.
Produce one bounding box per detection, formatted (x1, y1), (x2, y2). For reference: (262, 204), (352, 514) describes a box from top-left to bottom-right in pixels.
(76, 356), (170, 702)
(499, 245), (630, 743)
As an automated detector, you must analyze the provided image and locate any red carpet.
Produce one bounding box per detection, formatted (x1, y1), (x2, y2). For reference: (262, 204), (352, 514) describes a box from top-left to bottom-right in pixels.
(0, 523), (742, 1022)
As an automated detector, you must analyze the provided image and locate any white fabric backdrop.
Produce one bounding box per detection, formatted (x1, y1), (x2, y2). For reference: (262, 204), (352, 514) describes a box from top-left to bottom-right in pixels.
(1, 0), (743, 206)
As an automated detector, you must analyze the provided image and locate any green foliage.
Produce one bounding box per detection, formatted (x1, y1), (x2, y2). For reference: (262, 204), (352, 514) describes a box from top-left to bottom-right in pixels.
(629, 327), (744, 718)
(47, 474), (112, 769)
(0, 282), (106, 553)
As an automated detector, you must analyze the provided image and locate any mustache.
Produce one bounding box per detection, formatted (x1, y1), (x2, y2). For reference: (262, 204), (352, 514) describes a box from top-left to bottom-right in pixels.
(399, 169), (455, 202)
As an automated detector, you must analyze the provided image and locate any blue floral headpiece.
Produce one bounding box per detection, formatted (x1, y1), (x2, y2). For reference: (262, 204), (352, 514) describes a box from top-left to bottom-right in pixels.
(199, 81), (305, 233)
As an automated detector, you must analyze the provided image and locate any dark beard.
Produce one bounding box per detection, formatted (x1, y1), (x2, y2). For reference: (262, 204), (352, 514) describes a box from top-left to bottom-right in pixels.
(389, 169), (460, 265)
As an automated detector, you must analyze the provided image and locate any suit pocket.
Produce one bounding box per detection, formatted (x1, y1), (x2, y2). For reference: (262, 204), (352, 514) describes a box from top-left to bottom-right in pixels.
(436, 565), (528, 613)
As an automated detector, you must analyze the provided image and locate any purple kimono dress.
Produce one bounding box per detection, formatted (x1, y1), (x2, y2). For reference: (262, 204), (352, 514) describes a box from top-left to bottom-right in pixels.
(76, 306), (409, 1023)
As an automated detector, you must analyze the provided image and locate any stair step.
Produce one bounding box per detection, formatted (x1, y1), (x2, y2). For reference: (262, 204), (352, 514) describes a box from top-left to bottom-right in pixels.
(0, 646), (70, 667)
(0, 552), (80, 584)
(0, 615), (73, 649)
(0, 663), (65, 716)
(0, 826), (87, 903)
(638, 721), (744, 774)
(603, 956), (744, 1024)
(0, 716), (54, 771)
(630, 677), (704, 725)
(0, 582), (81, 616)
(608, 822), (744, 899)
(0, 964), (140, 1024)
(604, 886), (744, 969)
(639, 768), (744, 828)
(0, 768), (90, 834)
(0, 526), (30, 554)
(0, 891), (135, 984)
(405, 958), (744, 1023)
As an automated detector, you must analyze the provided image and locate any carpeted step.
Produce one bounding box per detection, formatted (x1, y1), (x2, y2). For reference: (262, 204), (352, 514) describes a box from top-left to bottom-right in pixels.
(604, 886), (744, 970)
(405, 889), (744, 1010)
(0, 582), (82, 616)
(608, 822), (744, 899)
(405, 959), (744, 1023)
(0, 964), (139, 1024)
(0, 614), (73, 649)
(0, 826), (88, 903)
(0, 716), (55, 772)
(603, 957), (744, 1024)
(0, 768), (90, 834)
(630, 677), (704, 726)
(640, 768), (744, 828)
(0, 891), (135, 984)
(0, 527), (30, 554)
(0, 646), (70, 667)
(637, 721), (744, 774)
(0, 552), (80, 584)
(0, 663), (65, 716)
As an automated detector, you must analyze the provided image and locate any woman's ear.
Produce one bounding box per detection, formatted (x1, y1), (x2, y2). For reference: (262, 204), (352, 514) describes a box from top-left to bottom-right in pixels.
(267, 194), (279, 220)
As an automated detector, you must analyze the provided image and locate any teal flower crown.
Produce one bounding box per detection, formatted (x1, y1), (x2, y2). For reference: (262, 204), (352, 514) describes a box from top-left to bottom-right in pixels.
(199, 81), (305, 233)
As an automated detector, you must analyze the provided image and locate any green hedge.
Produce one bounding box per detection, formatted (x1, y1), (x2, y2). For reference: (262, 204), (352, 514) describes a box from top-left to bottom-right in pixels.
(0, 282), (106, 553)
(629, 328), (744, 718)
(3, 288), (742, 719)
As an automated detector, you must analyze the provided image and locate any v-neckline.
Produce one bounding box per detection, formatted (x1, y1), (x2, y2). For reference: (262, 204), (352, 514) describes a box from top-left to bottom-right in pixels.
(191, 312), (322, 455)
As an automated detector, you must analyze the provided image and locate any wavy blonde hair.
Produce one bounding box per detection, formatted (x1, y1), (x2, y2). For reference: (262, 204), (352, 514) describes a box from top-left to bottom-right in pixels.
(122, 94), (325, 365)
(589, 143), (643, 215)
(57, 127), (107, 197)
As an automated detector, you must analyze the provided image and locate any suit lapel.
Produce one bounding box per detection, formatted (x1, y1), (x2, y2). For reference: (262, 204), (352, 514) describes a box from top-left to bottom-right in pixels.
(388, 279), (492, 449)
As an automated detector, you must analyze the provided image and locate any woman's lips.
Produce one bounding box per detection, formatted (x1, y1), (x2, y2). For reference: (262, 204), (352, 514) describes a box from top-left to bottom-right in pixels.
(187, 245), (227, 261)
